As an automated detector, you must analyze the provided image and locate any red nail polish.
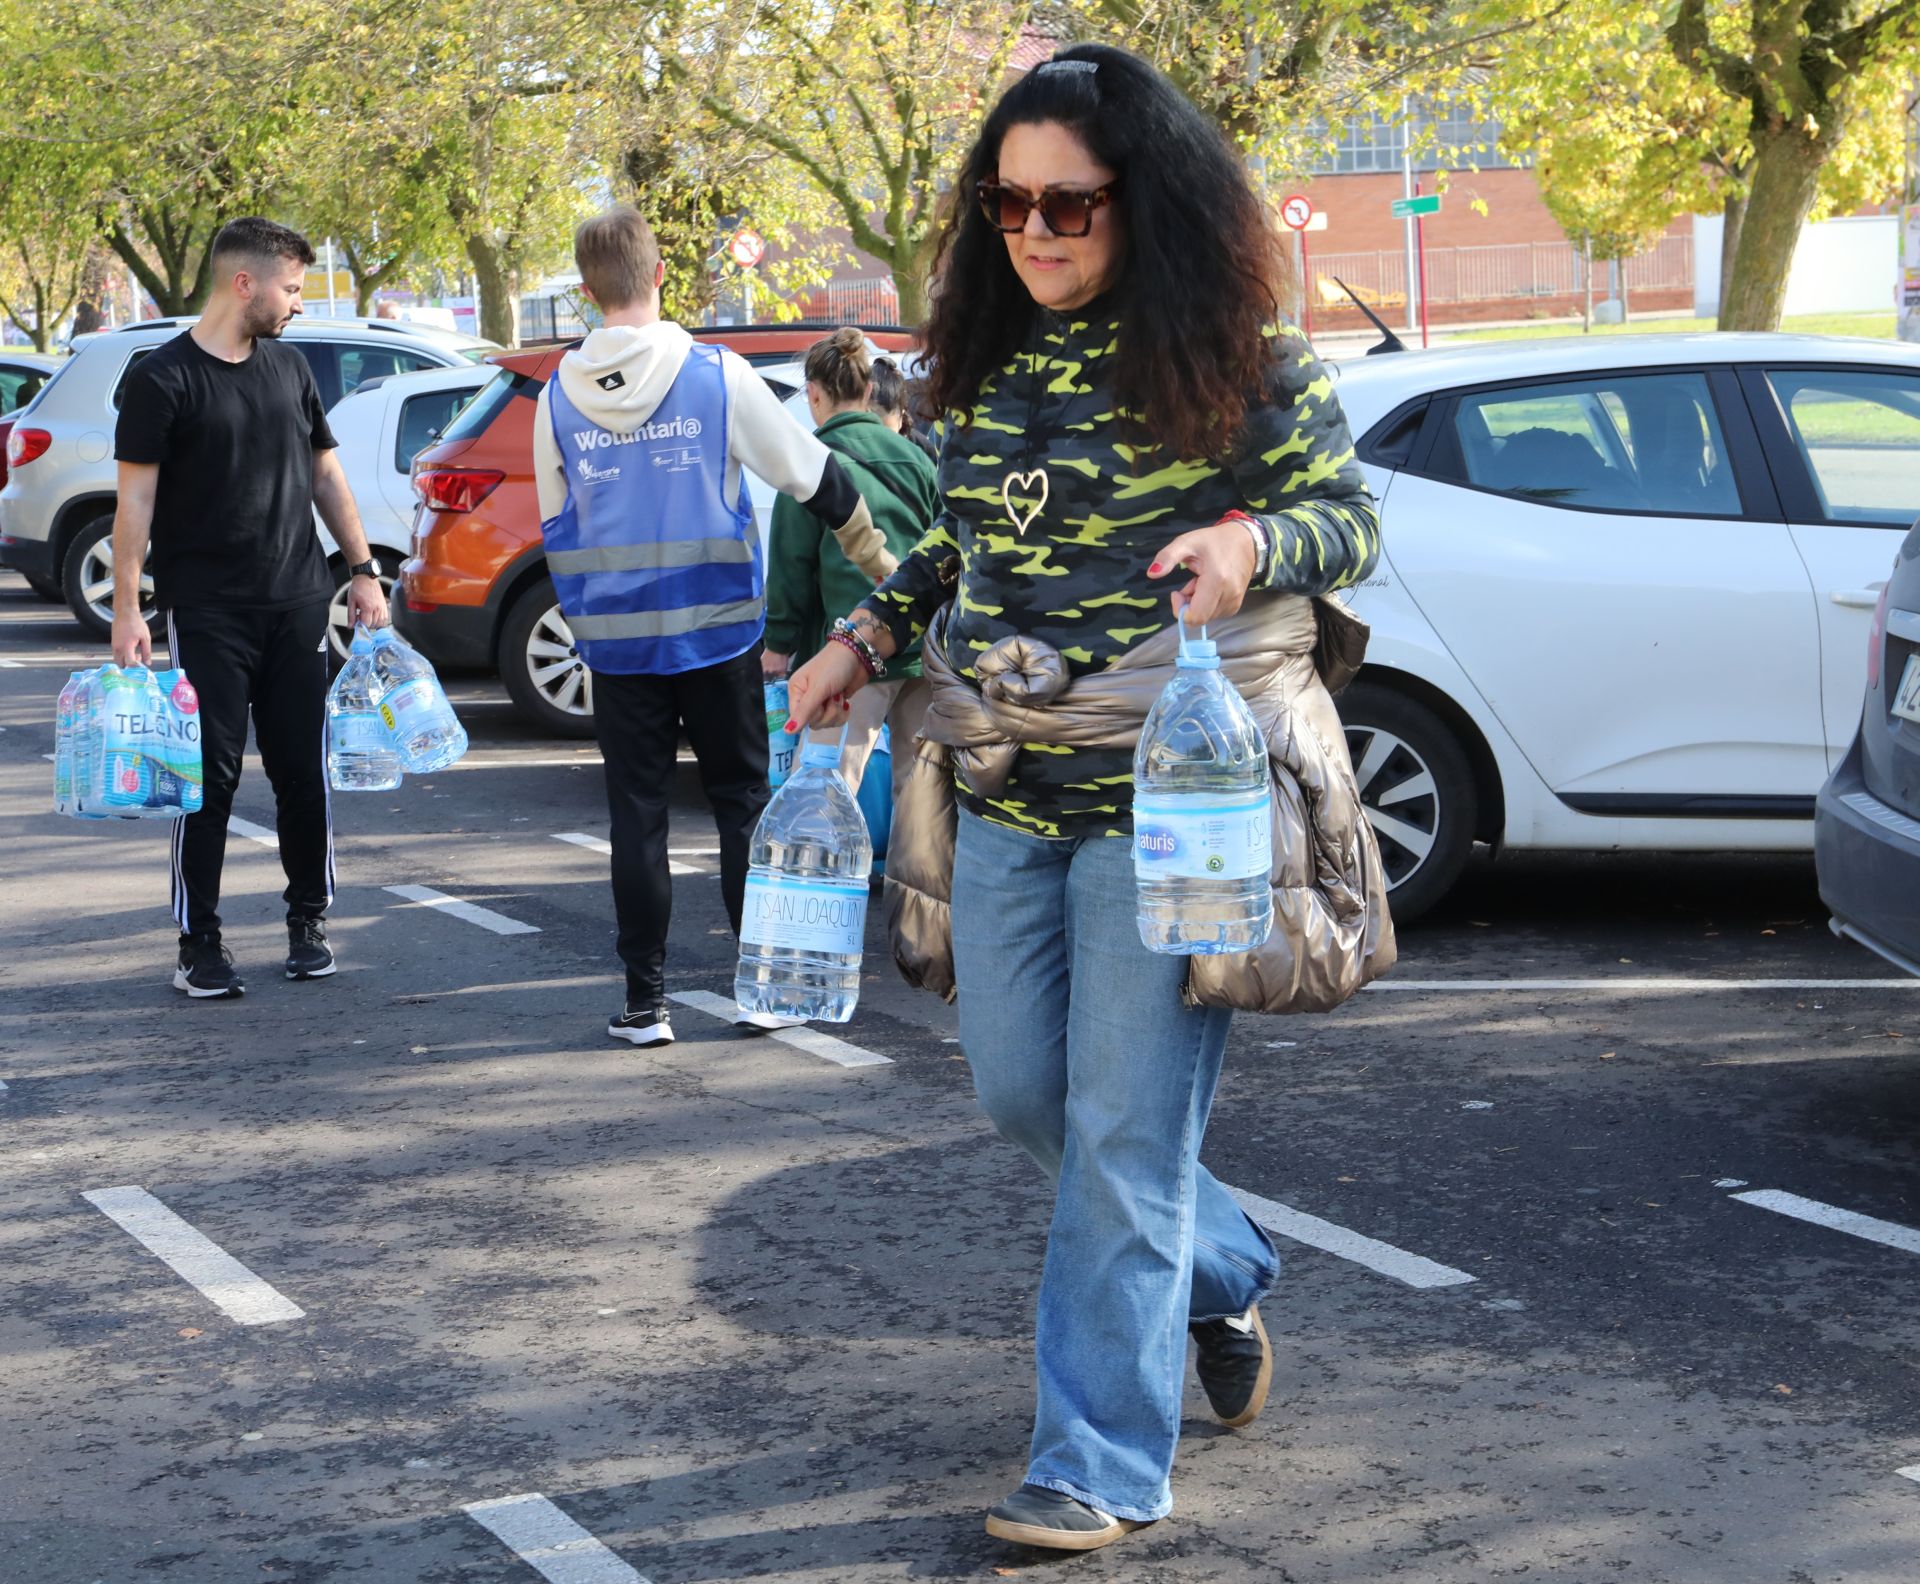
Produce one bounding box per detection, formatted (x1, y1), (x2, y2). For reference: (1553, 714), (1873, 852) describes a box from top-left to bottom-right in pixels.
(1147, 562), (1163, 576)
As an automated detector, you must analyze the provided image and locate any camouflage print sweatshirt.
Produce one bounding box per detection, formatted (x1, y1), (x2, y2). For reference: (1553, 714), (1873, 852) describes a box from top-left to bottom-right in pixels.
(858, 306), (1381, 841)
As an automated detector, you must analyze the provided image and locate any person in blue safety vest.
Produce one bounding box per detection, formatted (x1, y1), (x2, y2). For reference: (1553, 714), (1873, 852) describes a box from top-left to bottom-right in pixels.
(533, 204), (898, 1051)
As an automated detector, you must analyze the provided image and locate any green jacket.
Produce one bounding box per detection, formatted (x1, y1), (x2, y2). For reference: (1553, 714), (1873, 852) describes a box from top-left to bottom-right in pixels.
(765, 410), (936, 677)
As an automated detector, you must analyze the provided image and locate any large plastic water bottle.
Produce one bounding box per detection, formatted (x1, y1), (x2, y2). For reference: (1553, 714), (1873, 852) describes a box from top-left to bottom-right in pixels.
(734, 739), (872, 1023)
(765, 679), (794, 788)
(1132, 617), (1274, 955)
(328, 629), (403, 791)
(368, 626), (467, 772)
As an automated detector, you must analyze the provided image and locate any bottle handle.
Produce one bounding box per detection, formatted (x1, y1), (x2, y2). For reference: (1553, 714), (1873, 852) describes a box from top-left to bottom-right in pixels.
(1176, 603), (1208, 661)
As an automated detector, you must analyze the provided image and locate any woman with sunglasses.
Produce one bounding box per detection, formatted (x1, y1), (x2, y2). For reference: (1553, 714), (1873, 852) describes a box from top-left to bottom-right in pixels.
(785, 43), (1380, 1550)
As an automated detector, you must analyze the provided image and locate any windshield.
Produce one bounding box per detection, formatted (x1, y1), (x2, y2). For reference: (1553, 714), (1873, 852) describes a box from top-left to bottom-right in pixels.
(434, 365), (537, 446)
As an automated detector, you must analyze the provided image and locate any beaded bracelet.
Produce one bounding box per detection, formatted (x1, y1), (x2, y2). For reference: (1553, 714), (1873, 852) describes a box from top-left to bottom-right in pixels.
(829, 619), (887, 680)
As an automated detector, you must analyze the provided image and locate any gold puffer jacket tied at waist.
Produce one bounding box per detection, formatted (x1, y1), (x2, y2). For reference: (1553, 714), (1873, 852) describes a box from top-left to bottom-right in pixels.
(881, 595), (1397, 1015)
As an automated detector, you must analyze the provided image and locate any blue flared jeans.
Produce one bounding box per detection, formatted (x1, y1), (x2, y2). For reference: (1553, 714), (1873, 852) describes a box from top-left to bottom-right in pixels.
(951, 810), (1281, 1523)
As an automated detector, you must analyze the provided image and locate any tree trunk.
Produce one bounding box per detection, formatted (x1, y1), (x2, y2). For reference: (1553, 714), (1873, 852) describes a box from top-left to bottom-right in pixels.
(72, 246), (111, 335)
(1715, 188), (1747, 327)
(1719, 126), (1832, 332)
(355, 273), (377, 315)
(466, 234), (520, 346)
(30, 280), (51, 351)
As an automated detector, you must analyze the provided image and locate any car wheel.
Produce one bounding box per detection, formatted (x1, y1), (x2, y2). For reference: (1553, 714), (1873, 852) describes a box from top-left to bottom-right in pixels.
(24, 571), (63, 601)
(64, 513), (157, 638)
(327, 557), (400, 663)
(500, 578), (595, 737)
(1336, 681), (1477, 924)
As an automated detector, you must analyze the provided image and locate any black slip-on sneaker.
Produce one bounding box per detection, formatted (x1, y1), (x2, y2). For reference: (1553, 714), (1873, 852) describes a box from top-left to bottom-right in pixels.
(174, 935), (245, 999)
(609, 1004), (675, 1048)
(1191, 1303), (1272, 1429)
(286, 919), (336, 980)
(985, 1485), (1145, 1551)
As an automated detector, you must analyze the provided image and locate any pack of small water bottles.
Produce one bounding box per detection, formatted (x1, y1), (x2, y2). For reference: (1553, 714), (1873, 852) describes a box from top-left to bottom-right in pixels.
(54, 664), (205, 820)
(327, 623), (469, 790)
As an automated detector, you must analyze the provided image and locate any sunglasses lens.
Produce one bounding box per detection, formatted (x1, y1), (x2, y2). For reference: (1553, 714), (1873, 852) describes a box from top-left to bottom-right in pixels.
(990, 186), (1031, 232)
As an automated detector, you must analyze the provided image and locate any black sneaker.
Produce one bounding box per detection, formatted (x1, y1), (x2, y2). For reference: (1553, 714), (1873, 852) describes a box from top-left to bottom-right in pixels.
(174, 934), (245, 999)
(1190, 1304), (1272, 1429)
(984, 1485), (1144, 1551)
(286, 919), (336, 980)
(608, 1003), (674, 1048)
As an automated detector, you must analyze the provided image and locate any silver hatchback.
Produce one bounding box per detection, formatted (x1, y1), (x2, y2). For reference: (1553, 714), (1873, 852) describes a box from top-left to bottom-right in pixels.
(0, 316), (497, 651)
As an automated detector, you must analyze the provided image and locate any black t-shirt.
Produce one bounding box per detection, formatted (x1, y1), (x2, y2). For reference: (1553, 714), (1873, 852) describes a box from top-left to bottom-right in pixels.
(114, 331), (337, 609)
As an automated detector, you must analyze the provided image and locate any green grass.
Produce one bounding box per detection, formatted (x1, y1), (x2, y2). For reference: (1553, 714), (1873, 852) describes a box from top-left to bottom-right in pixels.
(1461, 311), (1897, 343)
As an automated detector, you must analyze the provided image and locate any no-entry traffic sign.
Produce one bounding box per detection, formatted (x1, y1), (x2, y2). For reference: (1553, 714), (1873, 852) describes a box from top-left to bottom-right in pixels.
(1280, 194), (1314, 232)
(728, 229), (766, 269)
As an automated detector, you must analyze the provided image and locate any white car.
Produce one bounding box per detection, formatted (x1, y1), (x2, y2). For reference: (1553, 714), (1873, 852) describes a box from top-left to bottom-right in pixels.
(1324, 331), (1920, 918)
(322, 362), (493, 632)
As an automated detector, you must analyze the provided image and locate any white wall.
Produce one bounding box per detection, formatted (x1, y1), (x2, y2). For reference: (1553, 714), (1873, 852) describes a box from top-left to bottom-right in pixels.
(1693, 212), (1897, 318)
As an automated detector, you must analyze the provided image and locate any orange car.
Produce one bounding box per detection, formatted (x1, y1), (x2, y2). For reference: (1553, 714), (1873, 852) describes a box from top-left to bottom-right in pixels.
(395, 325), (916, 735)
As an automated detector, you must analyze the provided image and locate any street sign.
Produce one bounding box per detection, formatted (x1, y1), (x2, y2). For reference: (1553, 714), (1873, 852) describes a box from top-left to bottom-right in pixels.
(1391, 194), (1442, 219)
(728, 229), (766, 269)
(1303, 212), (1328, 232)
(1279, 194), (1314, 232)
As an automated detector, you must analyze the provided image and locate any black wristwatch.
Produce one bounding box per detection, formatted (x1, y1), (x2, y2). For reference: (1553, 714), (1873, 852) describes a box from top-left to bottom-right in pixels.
(348, 557), (381, 579)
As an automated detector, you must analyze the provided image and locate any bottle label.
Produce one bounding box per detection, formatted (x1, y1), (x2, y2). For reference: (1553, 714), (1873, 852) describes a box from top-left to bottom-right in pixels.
(740, 873), (868, 955)
(1132, 792), (1272, 881)
(332, 713), (393, 755)
(379, 679), (449, 732)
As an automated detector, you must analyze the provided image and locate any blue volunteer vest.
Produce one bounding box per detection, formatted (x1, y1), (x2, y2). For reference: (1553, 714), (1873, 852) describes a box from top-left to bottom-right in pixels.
(541, 341), (761, 675)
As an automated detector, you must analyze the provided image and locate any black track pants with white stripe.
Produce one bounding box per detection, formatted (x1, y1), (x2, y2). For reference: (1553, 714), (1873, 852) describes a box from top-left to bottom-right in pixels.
(164, 601), (334, 939)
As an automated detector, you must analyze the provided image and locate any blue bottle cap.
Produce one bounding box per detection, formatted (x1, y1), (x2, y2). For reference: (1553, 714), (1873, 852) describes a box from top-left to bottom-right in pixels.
(798, 742), (843, 772)
(349, 629), (375, 653)
(1177, 636), (1221, 669)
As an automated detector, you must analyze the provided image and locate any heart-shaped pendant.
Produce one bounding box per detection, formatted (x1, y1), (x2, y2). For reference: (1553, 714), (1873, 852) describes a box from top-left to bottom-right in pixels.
(1002, 468), (1049, 537)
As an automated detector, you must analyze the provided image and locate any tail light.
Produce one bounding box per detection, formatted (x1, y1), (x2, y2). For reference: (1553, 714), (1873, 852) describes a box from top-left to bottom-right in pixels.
(6, 427), (51, 468)
(1867, 582), (1890, 692)
(413, 467), (504, 514)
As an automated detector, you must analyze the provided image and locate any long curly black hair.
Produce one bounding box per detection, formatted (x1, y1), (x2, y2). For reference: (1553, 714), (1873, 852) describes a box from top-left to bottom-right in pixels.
(920, 43), (1290, 462)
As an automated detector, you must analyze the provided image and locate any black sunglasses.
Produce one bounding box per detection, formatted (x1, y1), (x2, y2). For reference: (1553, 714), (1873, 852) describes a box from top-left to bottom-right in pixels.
(976, 178), (1120, 238)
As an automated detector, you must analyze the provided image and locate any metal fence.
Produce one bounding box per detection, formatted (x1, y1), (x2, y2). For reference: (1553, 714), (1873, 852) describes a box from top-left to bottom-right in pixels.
(790, 276), (901, 324)
(1310, 235), (1693, 310)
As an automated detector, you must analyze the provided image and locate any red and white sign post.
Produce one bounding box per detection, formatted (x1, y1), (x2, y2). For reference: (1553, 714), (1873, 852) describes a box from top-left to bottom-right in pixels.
(1279, 194), (1315, 337)
(727, 229), (766, 321)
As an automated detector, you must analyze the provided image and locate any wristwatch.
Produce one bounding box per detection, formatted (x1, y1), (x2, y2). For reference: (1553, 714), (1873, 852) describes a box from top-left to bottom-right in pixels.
(348, 557), (381, 580)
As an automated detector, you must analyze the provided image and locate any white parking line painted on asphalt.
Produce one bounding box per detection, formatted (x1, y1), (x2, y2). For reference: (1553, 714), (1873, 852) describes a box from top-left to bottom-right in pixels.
(463, 1494), (651, 1584)
(1731, 1189), (1920, 1258)
(1225, 1185), (1478, 1290)
(668, 989), (893, 1068)
(41, 752), (54, 761)
(553, 832), (700, 876)
(1366, 978), (1920, 992)
(1897, 1465), (1920, 1486)
(447, 754), (606, 771)
(81, 1186), (304, 1325)
(383, 884), (541, 936)
(227, 816), (279, 849)
(0, 657), (22, 667)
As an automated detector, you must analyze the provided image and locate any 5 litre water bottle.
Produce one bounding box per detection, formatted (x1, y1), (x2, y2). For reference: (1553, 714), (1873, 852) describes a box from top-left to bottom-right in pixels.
(734, 740), (872, 1022)
(1133, 618), (1274, 955)
(368, 626), (467, 772)
(328, 629), (403, 791)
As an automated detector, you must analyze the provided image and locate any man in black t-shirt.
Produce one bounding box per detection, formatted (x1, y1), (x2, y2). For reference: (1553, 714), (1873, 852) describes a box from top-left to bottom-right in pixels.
(112, 217), (390, 998)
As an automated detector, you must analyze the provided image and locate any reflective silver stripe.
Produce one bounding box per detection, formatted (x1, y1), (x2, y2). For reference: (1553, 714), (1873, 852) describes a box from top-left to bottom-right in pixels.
(548, 539), (754, 575)
(568, 598), (765, 640)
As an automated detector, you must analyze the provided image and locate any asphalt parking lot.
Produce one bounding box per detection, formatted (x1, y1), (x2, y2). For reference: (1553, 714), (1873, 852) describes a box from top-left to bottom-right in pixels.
(4, 570), (1920, 1582)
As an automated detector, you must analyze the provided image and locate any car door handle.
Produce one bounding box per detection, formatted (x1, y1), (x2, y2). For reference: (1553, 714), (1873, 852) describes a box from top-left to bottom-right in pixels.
(1831, 585), (1886, 609)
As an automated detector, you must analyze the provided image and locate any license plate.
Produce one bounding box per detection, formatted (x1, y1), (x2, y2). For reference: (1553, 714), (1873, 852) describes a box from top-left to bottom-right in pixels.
(1895, 654), (1920, 726)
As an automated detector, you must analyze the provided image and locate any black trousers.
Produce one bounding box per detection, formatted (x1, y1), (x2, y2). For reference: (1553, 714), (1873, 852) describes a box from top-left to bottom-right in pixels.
(164, 602), (333, 939)
(592, 644), (770, 1005)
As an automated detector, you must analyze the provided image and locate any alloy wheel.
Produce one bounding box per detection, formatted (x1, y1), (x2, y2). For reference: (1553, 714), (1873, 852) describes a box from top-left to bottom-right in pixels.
(1343, 722), (1442, 891)
(327, 571), (398, 661)
(525, 603), (593, 718)
(79, 535), (155, 629)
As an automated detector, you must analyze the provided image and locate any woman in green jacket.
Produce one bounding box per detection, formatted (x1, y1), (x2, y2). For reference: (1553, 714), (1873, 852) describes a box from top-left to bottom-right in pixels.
(763, 328), (937, 794)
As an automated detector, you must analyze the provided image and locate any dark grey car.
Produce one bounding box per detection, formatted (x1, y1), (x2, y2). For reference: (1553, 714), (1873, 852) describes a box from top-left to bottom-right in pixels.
(1816, 517), (1920, 976)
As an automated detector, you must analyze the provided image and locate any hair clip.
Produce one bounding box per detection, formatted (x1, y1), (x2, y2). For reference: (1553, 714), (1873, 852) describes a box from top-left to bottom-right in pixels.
(1037, 58), (1098, 75)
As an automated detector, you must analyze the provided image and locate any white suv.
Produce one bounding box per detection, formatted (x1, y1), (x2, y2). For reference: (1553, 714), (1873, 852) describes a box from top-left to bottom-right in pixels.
(0, 316), (499, 654)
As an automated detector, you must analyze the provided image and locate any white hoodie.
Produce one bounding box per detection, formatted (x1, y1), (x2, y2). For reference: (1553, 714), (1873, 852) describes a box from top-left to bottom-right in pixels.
(531, 322), (831, 528)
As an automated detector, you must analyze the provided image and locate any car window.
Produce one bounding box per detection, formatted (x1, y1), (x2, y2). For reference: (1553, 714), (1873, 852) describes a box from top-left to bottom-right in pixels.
(0, 364), (46, 414)
(1438, 371), (1741, 516)
(434, 365), (538, 448)
(1765, 368), (1920, 526)
(338, 346), (441, 401)
(110, 346), (159, 410)
(395, 387), (476, 472)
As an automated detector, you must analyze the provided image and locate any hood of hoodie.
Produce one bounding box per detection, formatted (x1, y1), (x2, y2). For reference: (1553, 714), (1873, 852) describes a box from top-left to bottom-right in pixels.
(556, 322), (694, 430)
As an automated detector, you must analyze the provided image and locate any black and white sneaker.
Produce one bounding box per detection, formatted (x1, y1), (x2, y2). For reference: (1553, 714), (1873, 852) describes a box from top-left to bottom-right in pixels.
(609, 1003), (675, 1048)
(174, 935), (245, 999)
(734, 1008), (808, 1034)
(1190, 1303), (1272, 1428)
(286, 919), (336, 980)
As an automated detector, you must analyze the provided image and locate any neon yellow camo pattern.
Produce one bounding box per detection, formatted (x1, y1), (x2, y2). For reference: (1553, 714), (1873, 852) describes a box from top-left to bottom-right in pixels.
(862, 310), (1380, 839)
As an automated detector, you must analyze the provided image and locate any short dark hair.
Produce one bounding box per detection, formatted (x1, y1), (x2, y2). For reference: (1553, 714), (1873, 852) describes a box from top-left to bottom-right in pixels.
(868, 356), (909, 420)
(211, 217), (316, 278)
(574, 205), (662, 310)
(921, 44), (1292, 460)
